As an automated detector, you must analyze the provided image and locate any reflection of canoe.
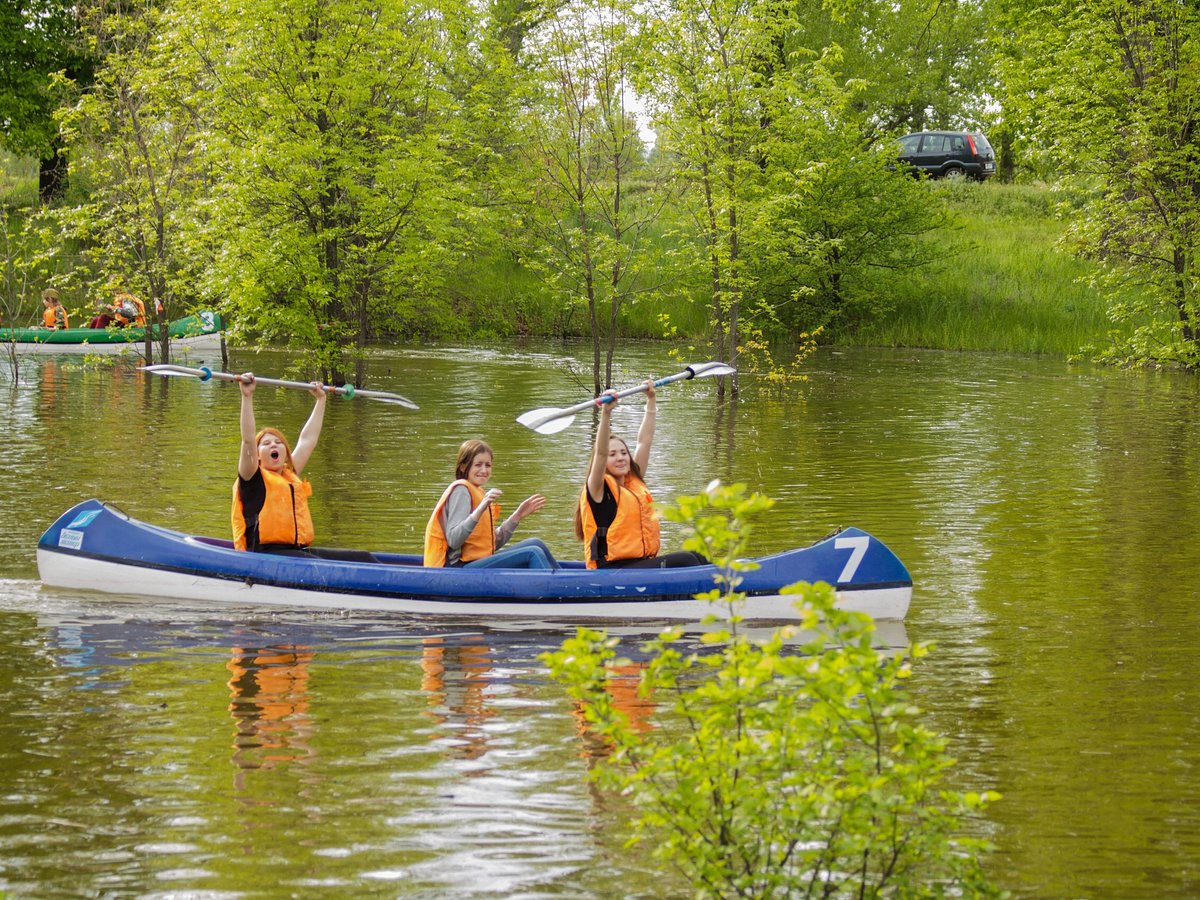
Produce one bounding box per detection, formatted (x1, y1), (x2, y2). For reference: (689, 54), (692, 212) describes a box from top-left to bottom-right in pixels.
(37, 500), (913, 621)
(0, 311), (224, 355)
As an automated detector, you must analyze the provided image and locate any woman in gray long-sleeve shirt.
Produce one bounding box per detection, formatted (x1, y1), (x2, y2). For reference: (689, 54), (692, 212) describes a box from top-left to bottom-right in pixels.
(423, 440), (558, 569)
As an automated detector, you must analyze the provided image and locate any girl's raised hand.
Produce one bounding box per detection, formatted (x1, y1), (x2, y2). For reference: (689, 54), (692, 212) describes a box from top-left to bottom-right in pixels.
(515, 494), (546, 520)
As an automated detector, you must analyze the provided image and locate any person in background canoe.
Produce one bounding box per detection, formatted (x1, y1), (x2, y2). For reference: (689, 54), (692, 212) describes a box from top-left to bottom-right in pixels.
(232, 372), (326, 555)
(88, 278), (145, 328)
(424, 439), (558, 570)
(39, 289), (68, 329)
(575, 380), (706, 569)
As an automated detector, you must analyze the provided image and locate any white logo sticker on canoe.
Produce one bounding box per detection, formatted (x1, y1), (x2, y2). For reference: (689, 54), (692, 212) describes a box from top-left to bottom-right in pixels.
(67, 510), (101, 529)
(834, 535), (869, 582)
(59, 529), (85, 550)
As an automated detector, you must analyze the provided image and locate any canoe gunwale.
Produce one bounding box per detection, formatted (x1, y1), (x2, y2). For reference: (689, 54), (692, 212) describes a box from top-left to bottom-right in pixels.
(36, 499), (913, 620)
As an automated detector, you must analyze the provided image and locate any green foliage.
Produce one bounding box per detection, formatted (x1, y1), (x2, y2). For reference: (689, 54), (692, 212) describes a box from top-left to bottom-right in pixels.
(1003, 0), (1200, 367)
(544, 483), (1000, 898)
(133, 0), (474, 375)
(751, 51), (948, 335)
(0, 151), (39, 209)
(518, 0), (672, 390)
(11, 0), (1078, 357)
(0, 0), (91, 160)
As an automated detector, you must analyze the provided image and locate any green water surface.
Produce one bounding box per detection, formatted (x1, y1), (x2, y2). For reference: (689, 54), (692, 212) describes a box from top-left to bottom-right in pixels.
(1, 343), (1198, 897)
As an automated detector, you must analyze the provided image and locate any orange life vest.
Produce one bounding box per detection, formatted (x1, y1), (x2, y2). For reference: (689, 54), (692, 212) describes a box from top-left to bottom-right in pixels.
(578, 472), (660, 569)
(43, 306), (68, 329)
(113, 293), (146, 326)
(423, 479), (498, 566)
(231, 467), (314, 551)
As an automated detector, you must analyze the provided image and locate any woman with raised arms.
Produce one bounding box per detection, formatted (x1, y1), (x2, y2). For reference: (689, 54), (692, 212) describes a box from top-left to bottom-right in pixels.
(575, 381), (706, 569)
(231, 373), (326, 555)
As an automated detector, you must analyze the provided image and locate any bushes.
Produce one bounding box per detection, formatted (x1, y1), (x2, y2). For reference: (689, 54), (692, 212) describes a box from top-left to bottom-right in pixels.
(544, 484), (1000, 897)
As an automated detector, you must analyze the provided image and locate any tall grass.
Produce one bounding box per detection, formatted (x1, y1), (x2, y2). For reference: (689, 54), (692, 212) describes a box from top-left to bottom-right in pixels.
(847, 180), (1117, 355)
(0, 151), (39, 209)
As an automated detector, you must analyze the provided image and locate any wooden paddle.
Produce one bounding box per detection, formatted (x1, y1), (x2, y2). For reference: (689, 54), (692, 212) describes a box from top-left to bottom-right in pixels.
(517, 361), (736, 435)
(140, 364), (419, 409)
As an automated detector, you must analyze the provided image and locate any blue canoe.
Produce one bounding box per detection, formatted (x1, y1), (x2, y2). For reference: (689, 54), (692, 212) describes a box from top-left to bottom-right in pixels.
(36, 500), (913, 621)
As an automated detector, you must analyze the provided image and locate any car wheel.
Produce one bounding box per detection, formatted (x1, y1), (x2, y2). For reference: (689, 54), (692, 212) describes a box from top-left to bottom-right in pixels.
(943, 166), (966, 180)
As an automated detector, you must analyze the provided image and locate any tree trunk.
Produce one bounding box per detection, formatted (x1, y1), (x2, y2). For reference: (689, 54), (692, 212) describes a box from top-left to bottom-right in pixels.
(1175, 247), (1197, 352)
(999, 129), (1015, 183)
(38, 142), (68, 205)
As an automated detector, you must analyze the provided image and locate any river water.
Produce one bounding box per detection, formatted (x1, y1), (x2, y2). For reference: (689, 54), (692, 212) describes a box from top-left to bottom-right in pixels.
(1, 343), (1198, 897)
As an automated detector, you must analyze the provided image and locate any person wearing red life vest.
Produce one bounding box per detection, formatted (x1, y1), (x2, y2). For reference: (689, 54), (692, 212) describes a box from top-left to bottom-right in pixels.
(231, 373), (326, 554)
(575, 380), (706, 570)
(424, 439), (557, 569)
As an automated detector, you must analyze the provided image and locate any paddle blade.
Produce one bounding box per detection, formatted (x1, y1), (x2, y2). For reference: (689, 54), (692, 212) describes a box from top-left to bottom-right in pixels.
(688, 361), (737, 378)
(516, 407), (575, 434)
(139, 365), (196, 378)
(374, 395), (420, 409)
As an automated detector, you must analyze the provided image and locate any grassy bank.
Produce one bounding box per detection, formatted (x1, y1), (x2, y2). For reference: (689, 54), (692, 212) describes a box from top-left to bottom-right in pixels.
(846, 180), (1116, 355)
(460, 180), (1116, 356)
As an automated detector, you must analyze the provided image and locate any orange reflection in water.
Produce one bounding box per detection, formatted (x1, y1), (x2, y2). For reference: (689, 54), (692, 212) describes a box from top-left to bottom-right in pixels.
(226, 645), (316, 773)
(571, 662), (656, 760)
(420, 636), (494, 761)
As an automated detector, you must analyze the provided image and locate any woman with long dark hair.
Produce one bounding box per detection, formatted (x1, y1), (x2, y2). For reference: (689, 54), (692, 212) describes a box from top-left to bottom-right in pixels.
(575, 381), (705, 569)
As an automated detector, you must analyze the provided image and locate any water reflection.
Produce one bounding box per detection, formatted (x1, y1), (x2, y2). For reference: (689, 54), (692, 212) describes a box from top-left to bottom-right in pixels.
(6, 345), (1200, 898)
(420, 635), (495, 762)
(570, 661), (655, 762)
(227, 645), (317, 776)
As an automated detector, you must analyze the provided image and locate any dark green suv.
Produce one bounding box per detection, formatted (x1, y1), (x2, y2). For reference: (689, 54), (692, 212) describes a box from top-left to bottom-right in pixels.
(896, 130), (996, 180)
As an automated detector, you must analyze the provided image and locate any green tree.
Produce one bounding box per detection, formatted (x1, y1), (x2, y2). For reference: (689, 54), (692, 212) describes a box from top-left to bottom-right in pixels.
(57, 0), (206, 363)
(750, 50), (946, 334)
(544, 484), (1000, 897)
(640, 0), (950, 370)
(1007, 0), (1200, 366)
(180, 0), (464, 380)
(520, 0), (669, 393)
(0, 0), (92, 203)
(636, 0), (771, 395)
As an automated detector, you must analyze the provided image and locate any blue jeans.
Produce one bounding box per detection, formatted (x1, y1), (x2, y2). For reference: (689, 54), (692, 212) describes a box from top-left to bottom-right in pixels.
(464, 538), (559, 570)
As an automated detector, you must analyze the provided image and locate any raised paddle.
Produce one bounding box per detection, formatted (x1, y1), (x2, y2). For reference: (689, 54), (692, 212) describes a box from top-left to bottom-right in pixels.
(140, 364), (419, 409)
(517, 361), (736, 435)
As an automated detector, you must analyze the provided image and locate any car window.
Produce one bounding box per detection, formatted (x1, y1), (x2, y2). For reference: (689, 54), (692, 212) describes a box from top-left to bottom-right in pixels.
(921, 135), (947, 153)
(898, 135), (921, 153)
(952, 136), (965, 151)
(972, 132), (994, 153)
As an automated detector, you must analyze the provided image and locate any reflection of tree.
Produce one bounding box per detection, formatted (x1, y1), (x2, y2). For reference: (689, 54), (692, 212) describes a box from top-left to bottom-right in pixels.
(571, 662), (655, 761)
(226, 645), (316, 779)
(712, 396), (738, 482)
(420, 636), (494, 762)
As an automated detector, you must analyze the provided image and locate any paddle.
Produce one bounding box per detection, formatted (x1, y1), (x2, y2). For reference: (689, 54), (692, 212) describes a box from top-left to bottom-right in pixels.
(140, 364), (419, 409)
(517, 361), (736, 435)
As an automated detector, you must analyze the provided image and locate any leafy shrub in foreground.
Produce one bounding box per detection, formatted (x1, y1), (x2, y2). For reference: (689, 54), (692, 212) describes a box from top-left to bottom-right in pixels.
(544, 484), (1001, 898)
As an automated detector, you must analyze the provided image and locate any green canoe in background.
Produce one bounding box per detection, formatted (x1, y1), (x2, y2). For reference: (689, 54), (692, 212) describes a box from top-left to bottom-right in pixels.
(1, 311), (224, 355)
